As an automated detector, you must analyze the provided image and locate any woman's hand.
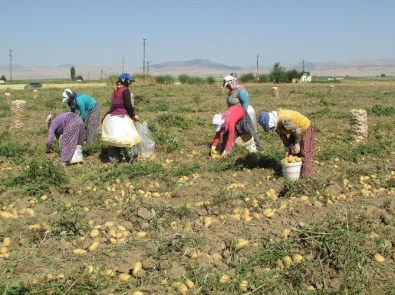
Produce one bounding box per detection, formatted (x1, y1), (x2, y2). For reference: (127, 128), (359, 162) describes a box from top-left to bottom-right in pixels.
(131, 115), (139, 122)
(291, 144), (300, 154)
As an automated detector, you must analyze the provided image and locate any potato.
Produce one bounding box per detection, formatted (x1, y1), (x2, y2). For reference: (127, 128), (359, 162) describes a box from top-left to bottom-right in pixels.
(104, 221), (114, 228)
(118, 273), (131, 282)
(203, 216), (213, 228)
(236, 239), (249, 249)
(292, 253), (304, 264)
(263, 208), (276, 218)
(26, 208), (35, 217)
(105, 269), (115, 277)
(89, 228), (100, 238)
(173, 282), (188, 295)
(132, 261), (142, 276)
(0, 246), (8, 254)
(219, 274), (230, 284)
(2, 237), (11, 247)
(88, 241), (100, 252)
(374, 253), (385, 263)
(136, 231), (147, 238)
(282, 256), (292, 267)
(55, 273), (64, 279)
(282, 228), (291, 238)
(185, 279), (195, 289)
(244, 215), (252, 222)
(239, 280), (248, 292)
(190, 249), (201, 259)
(72, 248), (86, 255)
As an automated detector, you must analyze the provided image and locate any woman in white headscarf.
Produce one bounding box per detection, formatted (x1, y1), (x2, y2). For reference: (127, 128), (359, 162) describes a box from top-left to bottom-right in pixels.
(211, 105), (264, 157)
(223, 74), (258, 132)
(46, 112), (85, 165)
(259, 109), (315, 178)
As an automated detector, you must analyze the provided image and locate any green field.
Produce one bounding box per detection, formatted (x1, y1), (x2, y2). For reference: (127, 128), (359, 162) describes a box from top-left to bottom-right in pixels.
(0, 79), (394, 294)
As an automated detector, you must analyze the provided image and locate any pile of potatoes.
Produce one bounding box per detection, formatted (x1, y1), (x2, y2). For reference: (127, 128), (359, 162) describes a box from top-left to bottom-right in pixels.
(282, 155), (301, 163)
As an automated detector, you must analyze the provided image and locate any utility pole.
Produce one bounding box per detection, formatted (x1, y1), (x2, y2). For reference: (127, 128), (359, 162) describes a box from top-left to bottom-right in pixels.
(147, 61), (151, 75)
(256, 54), (260, 78)
(143, 38), (146, 77)
(122, 57), (125, 73)
(9, 49), (13, 81)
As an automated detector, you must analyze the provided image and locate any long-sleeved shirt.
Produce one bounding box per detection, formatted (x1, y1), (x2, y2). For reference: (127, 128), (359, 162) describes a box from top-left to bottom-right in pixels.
(71, 94), (96, 121)
(276, 109), (311, 146)
(227, 85), (249, 110)
(107, 86), (135, 118)
(46, 112), (73, 147)
(212, 105), (245, 152)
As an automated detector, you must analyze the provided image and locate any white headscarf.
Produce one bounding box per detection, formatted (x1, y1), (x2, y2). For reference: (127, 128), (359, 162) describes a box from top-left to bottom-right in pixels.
(268, 111), (278, 130)
(212, 114), (224, 132)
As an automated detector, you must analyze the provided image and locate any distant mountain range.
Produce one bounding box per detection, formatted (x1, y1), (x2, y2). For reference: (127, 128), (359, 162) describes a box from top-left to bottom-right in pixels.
(1, 58), (395, 80)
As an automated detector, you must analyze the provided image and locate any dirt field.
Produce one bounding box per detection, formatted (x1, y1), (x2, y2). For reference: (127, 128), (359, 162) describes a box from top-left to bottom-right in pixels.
(0, 80), (394, 294)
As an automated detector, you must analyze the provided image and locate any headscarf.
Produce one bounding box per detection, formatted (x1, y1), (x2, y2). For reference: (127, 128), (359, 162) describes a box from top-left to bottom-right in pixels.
(212, 110), (230, 133)
(212, 114), (224, 132)
(62, 89), (76, 110)
(46, 114), (55, 128)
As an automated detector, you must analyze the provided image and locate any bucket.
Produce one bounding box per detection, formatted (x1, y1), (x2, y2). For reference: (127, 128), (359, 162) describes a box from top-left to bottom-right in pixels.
(69, 145), (84, 164)
(235, 134), (257, 153)
(282, 161), (302, 181)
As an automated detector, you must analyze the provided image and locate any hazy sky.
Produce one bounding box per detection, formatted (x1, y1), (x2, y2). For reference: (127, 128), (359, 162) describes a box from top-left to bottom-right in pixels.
(1, 0), (394, 69)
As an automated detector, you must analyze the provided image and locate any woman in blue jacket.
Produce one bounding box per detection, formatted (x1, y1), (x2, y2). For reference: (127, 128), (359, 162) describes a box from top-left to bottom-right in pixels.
(62, 88), (100, 142)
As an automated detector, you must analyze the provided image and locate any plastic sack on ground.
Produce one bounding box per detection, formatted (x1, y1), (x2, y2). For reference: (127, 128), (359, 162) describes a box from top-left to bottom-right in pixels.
(101, 114), (141, 148)
(135, 121), (155, 160)
(70, 145), (84, 164)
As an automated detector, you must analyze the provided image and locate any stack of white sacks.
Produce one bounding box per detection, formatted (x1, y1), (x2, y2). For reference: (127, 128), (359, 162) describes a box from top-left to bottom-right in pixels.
(10, 100), (26, 129)
(349, 109), (368, 142)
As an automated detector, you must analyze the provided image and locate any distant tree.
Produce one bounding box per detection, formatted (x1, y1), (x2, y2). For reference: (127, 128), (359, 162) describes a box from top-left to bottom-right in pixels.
(206, 76), (215, 84)
(270, 62), (287, 83)
(75, 75), (84, 81)
(155, 75), (175, 84)
(381, 73), (386, 77)
(178, 74), (190, 84)
(70, 67), (76, 80)
(257, 73), (270, 83)
(286, 69), (301, 82)
(0, 75), (6, 81)
(239, 73), (255, 83)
